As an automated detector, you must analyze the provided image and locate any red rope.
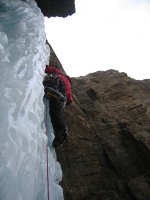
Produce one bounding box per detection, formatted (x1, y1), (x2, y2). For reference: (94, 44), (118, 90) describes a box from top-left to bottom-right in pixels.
(46, 99), (50, 200)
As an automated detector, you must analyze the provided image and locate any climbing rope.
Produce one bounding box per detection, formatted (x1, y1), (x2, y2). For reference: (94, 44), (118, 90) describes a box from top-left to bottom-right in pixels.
(46, 98), (50, 200)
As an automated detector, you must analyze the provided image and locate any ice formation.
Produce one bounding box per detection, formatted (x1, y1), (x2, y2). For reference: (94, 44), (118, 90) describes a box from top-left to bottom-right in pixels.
(0, 0), (63, 199)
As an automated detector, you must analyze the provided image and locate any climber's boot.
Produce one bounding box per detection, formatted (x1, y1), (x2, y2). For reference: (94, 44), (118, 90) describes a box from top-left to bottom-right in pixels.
(52, 127), (68, 148)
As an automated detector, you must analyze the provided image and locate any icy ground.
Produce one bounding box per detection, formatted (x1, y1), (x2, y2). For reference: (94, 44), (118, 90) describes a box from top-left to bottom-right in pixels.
(0, 0), (63, 199)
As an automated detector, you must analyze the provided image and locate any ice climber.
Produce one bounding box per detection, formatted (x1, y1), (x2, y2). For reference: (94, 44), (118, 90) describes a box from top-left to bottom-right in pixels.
(43, 65), (73, 147)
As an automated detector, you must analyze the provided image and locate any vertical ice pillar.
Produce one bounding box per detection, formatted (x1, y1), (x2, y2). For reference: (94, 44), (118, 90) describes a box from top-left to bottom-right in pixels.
(0, 0), (63, 199)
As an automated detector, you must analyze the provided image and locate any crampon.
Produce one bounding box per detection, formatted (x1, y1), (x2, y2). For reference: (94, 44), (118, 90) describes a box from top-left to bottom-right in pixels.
(52, 129), (68, 148)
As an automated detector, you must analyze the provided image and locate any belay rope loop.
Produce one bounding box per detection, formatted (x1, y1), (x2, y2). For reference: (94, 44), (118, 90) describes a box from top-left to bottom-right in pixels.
(46, 98), (50, 200)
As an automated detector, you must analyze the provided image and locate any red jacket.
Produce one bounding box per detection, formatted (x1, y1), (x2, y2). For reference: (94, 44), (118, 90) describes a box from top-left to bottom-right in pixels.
(45, 66), (73, 105)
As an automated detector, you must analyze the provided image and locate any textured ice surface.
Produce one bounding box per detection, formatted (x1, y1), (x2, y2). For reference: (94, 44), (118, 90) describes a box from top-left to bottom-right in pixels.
(0, 0), (63, 199)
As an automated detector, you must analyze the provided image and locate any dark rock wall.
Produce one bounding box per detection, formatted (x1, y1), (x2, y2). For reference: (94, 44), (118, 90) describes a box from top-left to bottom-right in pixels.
(55, 70), (150, 200)
(41, 1), (150, 199)
(35, 0), (75, 17)
(46, 40), (65, 73)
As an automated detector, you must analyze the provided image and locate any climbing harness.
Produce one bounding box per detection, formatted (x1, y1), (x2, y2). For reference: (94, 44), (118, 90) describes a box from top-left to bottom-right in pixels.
(43, 73), (67, 108)
(43, 74), (66, 100)
(44, 87), (65, 102)
(46, 99), (50, 200)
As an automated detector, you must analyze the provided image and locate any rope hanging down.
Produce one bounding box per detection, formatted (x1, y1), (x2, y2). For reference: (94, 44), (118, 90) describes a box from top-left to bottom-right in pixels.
(46, 99), (50, 200)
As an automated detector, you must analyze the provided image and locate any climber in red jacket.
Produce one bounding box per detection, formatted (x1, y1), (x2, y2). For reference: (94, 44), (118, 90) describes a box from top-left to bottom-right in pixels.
(44, 65), (73, 147)
(45, 65), (73, 105)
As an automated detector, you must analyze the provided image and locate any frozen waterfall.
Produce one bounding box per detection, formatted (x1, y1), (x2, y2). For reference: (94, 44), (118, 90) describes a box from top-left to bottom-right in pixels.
(0, 0), (63, 199)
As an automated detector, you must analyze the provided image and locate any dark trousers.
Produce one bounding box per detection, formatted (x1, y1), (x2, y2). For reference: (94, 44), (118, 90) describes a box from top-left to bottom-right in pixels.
(49, 98), (66, 135)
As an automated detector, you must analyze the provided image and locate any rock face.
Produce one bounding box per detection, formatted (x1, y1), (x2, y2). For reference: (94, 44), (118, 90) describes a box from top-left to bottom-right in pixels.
(55, 70), (150, 200)
(42, 2), (150, 199)
(46, 40), (65, 73)
(35, 0), (75, 17)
